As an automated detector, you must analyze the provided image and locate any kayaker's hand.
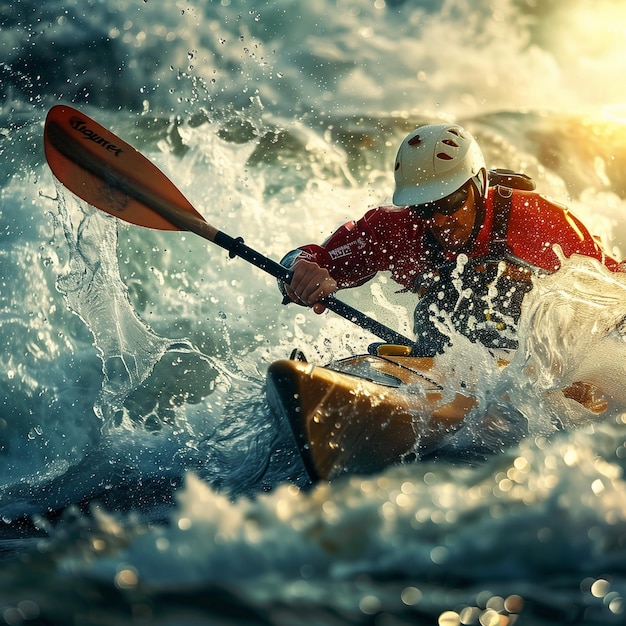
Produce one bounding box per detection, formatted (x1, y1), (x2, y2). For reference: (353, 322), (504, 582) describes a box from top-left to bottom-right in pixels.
(286, 259), (337, 314)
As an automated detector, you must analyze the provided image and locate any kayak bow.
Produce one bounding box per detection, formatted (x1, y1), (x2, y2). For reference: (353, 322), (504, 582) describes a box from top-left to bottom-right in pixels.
(267, 348), (478, 481)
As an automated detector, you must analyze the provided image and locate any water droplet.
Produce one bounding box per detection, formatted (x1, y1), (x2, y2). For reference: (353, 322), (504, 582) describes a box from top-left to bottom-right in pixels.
(438, 611), (460, 626)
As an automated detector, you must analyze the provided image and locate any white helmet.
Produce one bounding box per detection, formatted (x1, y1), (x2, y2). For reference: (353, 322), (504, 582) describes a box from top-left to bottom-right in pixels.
(392, 124), (487, 207)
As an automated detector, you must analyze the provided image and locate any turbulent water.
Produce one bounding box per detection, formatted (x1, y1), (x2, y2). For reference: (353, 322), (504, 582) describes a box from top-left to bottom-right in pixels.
(3, 0), (626, 624)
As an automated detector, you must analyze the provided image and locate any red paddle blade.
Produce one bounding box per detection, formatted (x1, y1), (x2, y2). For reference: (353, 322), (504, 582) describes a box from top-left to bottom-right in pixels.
(44, 105), (205, 231)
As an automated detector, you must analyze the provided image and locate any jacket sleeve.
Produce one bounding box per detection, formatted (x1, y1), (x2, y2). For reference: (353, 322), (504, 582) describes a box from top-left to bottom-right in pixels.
(277, 207), (400, 300)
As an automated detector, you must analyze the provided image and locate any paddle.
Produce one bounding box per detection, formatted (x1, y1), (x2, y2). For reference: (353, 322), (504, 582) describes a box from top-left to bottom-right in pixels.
(43, 104), (414, 346)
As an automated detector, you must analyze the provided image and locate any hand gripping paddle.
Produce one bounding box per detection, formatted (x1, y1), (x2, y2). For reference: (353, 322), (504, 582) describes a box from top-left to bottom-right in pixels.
(43, 105), (414, 346)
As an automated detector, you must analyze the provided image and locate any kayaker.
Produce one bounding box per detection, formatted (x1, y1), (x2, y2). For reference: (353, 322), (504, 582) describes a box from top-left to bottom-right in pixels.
(279, 124), (623, 355)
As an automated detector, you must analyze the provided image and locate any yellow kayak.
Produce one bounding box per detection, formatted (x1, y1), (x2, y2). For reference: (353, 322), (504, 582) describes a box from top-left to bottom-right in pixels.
(266, 345), (480, 481)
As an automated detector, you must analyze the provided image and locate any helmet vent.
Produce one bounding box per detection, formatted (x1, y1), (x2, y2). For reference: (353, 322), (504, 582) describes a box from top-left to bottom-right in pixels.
(442, 139), (459, 147)
(407, 134), (422, 146)
(436, 152), (454, 160)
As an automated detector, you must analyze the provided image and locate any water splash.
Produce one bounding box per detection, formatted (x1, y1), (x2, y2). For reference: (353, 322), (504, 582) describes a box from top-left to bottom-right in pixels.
(514, 247), (626, 407)
(52, 187), (203, 428)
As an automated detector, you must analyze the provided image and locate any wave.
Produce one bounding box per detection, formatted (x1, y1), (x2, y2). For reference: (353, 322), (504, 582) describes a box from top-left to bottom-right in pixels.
(3, 2), (626, 623)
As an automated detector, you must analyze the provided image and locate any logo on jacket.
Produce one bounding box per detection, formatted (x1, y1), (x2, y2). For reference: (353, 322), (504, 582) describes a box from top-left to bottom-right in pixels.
(328, 237), (367, 260)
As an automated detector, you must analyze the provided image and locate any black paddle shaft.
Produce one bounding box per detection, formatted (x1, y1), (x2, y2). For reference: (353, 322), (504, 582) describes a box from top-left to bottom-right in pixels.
(214, 231), (414, 346)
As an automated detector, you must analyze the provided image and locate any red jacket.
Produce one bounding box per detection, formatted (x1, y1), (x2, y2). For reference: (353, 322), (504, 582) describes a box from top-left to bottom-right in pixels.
(294, 188), (621, 291)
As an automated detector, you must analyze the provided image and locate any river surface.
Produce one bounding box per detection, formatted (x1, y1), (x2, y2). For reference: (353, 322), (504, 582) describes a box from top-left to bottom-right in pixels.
(3, 1), (626, 624)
